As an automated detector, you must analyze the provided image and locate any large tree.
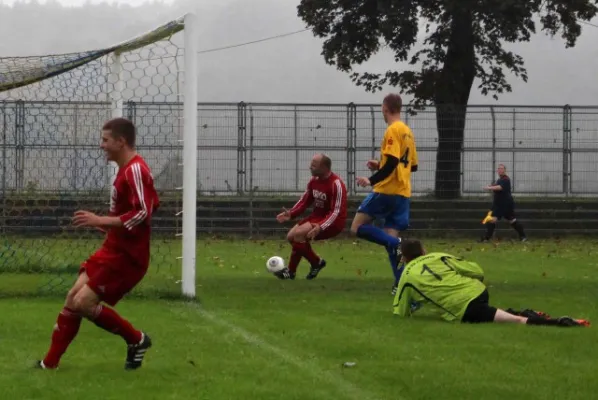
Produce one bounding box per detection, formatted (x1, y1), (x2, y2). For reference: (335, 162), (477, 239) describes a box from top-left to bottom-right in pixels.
(297, 0), (597, 198)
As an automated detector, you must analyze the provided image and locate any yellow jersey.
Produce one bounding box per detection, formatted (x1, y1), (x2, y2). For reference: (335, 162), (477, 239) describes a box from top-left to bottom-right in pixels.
(373, 120), (418, 197)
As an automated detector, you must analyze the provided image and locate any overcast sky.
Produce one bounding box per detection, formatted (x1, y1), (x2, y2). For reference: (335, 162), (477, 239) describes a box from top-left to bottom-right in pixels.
(1, 0), (598, 105)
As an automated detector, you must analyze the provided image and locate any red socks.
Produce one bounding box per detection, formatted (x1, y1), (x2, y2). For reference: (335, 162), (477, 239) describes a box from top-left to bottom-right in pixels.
(91, 305), (142, 345)
(288, 245), (303, 273)
(43, 307), (82, 368)
(42, 305), (142, 368)
(289, 241), (321, 271)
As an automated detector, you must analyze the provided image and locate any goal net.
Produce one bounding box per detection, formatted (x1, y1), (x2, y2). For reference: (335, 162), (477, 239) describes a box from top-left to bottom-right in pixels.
(0, 14), (198, 299)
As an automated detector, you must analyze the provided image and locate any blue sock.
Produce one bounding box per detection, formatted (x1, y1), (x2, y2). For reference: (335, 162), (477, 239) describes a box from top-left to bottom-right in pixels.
(356, 224), (400, 248)
(388, 250), (400, 281)
(357, 224), (401, 280)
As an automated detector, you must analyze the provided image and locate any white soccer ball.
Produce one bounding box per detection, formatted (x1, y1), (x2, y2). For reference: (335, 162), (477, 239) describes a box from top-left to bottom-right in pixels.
(266, 256), (285, 273)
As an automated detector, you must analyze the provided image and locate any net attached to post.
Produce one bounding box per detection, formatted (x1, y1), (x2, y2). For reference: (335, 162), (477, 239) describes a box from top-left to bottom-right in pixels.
(0, 16), (187, 299)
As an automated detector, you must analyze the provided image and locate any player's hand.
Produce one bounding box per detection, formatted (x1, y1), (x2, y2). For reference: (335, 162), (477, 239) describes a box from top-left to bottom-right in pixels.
(306, 223), (321, 240)
(72, 210), (103, 228)
(356, 177), (371, 187)
(276, 207), (291, 223)
(366, 160), (379, 171)
(483, 185), (492, 191)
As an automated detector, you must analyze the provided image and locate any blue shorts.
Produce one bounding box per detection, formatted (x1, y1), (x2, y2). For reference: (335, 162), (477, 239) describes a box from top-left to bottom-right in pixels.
(357, 192), (410, 231)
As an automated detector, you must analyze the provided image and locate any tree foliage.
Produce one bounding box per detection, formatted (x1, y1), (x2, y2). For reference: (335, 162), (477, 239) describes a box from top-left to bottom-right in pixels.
(298, 0), (598, 198)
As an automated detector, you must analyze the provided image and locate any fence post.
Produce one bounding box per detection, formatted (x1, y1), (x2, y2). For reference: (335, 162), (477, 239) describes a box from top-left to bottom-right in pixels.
(562, 104), (572, 196)
(490, 106), (496, 183)
(126, 101), (137, 124)
(1, 102), (6, 234)
(294, 105), (299, 191)
(73, 104), (79, 191)
(15, 100), (24, 190)
(248, 105), (254, 238)
(346, 103), (357, 195)
(511, 108), (516, 193)
(237, 101), (246, 195)
(370, 106), (376, 160)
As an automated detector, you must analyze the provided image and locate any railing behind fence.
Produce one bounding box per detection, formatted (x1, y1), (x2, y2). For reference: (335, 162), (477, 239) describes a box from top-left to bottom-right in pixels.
(1, 102), (597, 197)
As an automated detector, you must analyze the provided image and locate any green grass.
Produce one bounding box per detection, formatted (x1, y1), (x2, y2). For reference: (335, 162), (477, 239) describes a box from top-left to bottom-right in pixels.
(1, 238), (597, 400)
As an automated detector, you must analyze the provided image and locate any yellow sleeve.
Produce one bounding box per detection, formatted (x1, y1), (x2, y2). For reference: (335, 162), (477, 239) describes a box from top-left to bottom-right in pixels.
(382, 125), (401, 159)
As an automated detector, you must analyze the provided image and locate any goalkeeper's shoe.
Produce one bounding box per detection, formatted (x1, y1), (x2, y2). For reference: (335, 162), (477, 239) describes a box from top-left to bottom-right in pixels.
(125, 332), (152, 370)
(274, 268), (295, 280)
(482, 211), (493, 224)
(306, 259), (326, 280)
(556, 317), (590, 327)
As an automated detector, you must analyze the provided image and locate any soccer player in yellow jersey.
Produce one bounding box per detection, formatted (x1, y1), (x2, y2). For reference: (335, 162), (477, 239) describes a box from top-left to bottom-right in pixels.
(351, 94), (418, 295)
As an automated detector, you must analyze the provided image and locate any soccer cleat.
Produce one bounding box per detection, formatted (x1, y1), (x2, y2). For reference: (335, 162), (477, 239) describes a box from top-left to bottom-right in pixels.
(34, 360), (56, 370)
(306, 259), (326, 280)
(274, 267), (295, 280)
(556, 317), (590, 327)
(125, 332), (152, 370)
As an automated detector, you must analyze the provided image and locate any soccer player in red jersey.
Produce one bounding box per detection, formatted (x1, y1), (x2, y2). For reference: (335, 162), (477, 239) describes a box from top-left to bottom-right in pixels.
(275, 153), (347, 280)
(36, 117), (159, 370)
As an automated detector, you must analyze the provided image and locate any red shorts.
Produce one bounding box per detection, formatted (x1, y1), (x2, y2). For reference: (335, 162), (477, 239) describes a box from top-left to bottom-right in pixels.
(298, 215), (345, 241)
(79, 248), (147, 306)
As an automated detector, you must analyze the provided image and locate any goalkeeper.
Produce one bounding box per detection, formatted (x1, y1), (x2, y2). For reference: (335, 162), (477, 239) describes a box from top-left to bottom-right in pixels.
(393, 239), (589, 327)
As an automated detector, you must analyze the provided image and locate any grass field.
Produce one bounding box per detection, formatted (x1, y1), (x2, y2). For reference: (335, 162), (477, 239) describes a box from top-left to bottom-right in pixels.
(1, 238), (597, 400)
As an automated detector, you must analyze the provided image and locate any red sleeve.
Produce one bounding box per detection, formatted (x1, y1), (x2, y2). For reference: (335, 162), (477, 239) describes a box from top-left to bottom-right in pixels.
(119, 162), (157, 231)
(320, 178), (346, 230)
(289, 180), (314, 219)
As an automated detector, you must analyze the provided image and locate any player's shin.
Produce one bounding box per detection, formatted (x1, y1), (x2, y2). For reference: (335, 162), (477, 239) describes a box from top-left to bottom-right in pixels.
(91, 304), (142, 345)
(483, 222), (496, 240)
(287, 244), (303, 274)
(356, 224), (400, 248)
(42, 307), (82, 368)
(510, 220), (527, 239)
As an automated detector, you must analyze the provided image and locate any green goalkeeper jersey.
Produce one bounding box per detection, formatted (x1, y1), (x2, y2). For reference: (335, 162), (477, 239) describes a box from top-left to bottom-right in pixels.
(393, 252), (487, 322)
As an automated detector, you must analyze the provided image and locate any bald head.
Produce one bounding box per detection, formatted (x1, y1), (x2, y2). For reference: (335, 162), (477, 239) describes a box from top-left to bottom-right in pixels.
(310, 153), (332, 177)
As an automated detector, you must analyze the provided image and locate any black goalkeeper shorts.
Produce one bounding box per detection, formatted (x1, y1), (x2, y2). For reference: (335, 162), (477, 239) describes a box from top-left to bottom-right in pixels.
(462, 290), (497, 323)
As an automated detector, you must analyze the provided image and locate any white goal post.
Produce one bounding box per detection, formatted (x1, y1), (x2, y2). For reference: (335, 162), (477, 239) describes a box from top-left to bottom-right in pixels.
(0, 13), (199, 298)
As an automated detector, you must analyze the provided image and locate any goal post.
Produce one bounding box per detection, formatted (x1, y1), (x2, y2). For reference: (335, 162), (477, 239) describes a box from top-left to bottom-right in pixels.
(181, 13), (198, 298)
(0, 13), (199, 299)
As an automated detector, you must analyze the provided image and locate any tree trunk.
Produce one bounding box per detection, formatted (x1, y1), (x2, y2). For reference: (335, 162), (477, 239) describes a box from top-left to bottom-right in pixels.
(435, 104), (467, 199)
(434, 9), (476, 199)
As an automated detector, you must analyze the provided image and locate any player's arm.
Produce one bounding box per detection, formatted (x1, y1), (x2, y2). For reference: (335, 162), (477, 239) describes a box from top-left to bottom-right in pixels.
(485, 178), (507, 191)
(393, 278), (415, 317)
(118, 163), (156, 231)
(319, 179), (347, 230)
(410, 139), (419, 172)
(288, 181), (314, 219)
(369, 129), (401, 186)
(442, 255), (485, 282)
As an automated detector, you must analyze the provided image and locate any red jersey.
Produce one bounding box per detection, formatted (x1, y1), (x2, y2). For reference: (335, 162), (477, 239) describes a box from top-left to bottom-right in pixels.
(102, 154), (160, 269)
(289, 172), (347, 230)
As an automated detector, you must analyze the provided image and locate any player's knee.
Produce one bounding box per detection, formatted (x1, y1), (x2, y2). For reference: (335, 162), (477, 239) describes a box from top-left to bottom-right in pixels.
(286, 230), (295, 243)
(65, 287), (81, 309)
(350, 220), (363, 235)
(71, 292), (99, 317)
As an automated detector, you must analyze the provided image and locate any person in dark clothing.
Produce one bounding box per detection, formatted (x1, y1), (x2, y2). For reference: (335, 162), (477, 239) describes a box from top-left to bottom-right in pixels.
(481, 164), (527, 242)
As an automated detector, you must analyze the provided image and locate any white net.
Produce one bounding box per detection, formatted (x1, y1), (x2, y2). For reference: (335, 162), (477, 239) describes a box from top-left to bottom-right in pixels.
(0, 16), (188, 298)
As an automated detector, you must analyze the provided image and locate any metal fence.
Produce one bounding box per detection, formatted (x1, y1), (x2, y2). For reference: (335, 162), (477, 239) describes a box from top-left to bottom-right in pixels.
(1, 101), (597, 197)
